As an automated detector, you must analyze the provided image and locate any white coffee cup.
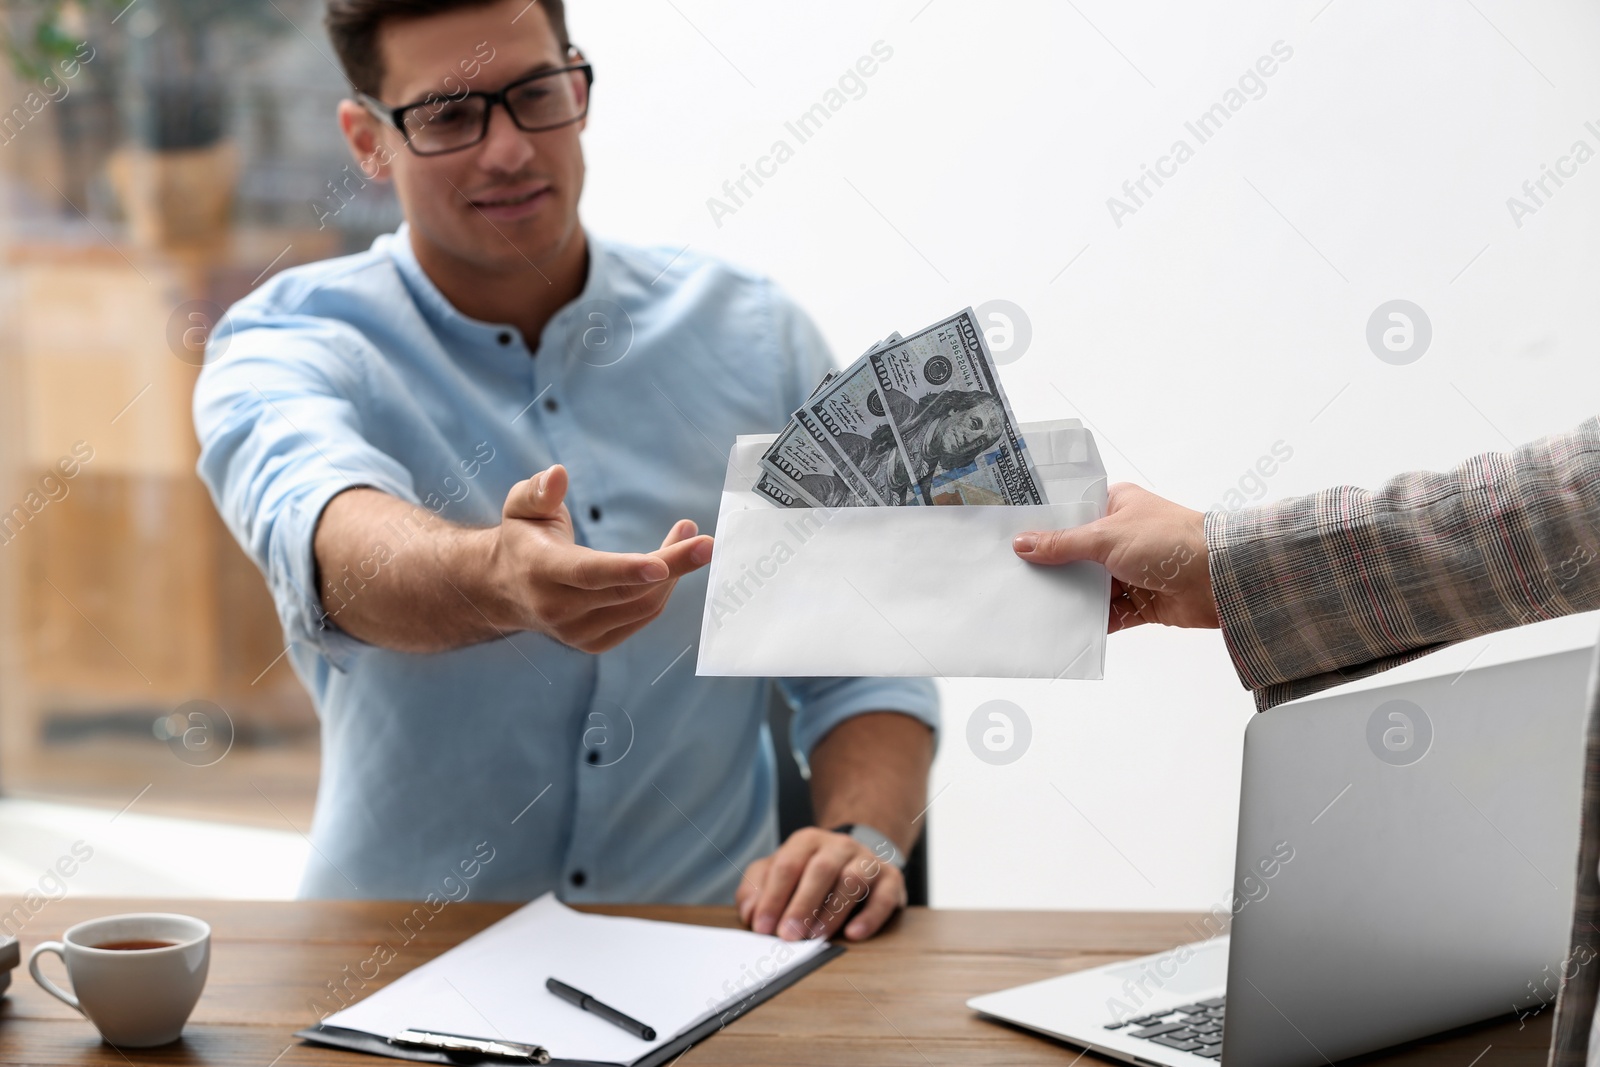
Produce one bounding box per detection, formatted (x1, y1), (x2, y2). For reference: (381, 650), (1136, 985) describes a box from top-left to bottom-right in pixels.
(29, 913), (210, 1047)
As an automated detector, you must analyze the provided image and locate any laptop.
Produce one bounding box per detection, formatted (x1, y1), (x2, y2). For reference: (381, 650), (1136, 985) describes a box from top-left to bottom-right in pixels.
(968, 646), (1593, 1066)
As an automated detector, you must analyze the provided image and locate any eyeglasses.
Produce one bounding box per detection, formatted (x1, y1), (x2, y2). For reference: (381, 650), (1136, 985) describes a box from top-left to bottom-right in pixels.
(359, 61), (594, 157)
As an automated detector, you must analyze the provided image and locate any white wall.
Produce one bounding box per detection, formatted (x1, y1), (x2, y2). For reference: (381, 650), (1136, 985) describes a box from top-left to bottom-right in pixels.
(569, 0), (1600, 911)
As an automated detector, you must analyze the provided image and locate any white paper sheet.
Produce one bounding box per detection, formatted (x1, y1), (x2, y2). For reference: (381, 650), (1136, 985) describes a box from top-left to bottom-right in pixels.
(321, 894), (828, 1064)
(696, 420), (1111, 679)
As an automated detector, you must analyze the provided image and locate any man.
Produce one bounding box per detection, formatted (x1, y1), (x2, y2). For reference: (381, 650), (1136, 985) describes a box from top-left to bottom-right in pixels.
(1011, 421), (1600, 1064)
(193, 0), (937, 944)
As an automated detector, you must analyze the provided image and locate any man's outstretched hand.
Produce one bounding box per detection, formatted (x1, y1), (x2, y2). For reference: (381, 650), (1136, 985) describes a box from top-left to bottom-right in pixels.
(488, 464), (715, 653)
(1012, 483), (1220, 632)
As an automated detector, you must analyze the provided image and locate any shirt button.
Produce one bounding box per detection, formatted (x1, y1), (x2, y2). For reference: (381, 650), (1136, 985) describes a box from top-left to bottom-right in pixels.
(545, 397), (559, 413)
(589, 506), (602, 523)
(497, 331), (513, 346)
(586, 750), (599, 764)
(570, 870), (587, 887)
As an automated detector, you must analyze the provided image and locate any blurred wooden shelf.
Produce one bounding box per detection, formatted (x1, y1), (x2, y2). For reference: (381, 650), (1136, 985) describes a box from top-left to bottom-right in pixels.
(0, 229), (339, 832)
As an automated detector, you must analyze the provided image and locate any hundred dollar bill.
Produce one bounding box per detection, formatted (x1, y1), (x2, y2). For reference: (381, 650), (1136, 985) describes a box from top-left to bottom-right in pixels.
(792, 407), (883, 505)
(796, 334), (905, 506)
(866, 332), (903, 354)
(805, 332), (898, 402)
(759, 419), (869, 508)
(754, 468), (818, 509)
(867, 308), (1044, 506)
(760, 336), (907, 510)
(803, 352), (922, 506)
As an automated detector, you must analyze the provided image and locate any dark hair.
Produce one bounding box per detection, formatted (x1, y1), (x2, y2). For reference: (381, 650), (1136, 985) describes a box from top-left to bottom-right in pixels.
(325, 0), (571, 96)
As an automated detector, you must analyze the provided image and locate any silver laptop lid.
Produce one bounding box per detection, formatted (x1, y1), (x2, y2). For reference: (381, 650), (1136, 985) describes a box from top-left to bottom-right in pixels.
(1224, 646), (1593, 1066)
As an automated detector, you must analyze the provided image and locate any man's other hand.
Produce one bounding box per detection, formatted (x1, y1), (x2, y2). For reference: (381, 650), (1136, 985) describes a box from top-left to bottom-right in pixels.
(1012, 482), (1220, 632)
(489, 464), (715, 653)
(736, 827), (905, 943)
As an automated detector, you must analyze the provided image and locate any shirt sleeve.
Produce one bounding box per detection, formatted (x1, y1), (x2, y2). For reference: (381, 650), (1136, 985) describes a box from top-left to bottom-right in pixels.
(778, 676), (941, 767)
(193, 313), (422, 671)
(763, 284), (942, 760)
(1206, 417), (1600, 711)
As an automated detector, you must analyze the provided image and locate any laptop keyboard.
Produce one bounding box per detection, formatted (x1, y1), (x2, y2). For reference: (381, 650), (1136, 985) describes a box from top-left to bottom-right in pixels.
(1104, 996), (1225, 1058)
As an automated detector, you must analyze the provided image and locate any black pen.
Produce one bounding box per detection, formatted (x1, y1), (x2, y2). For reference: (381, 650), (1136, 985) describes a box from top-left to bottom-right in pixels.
(545, 977), (657, 1041)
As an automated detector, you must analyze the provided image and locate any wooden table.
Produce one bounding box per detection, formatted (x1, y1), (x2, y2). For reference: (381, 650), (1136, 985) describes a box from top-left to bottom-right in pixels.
(0, 899), (1553, 1065)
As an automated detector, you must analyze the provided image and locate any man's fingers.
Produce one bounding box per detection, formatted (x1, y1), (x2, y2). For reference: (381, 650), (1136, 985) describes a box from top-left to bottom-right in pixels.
(736, 857), (770, 927)
(751, 836), (818, 936)
(1013, 483), (1155, 567)
(843, 869), (905, 940)
(505, 465), (570, 521)
(553, 545), (673, 590)
(660, 519), (697, 550)
(551, 534), (711, 594)
(570, 589), (675, 650)
(576, 581), (676, 610)
(1014, 521), (1107, 567)
(1016, 482), (1218, 631)
(777, 851), (849, 941)
(553, 538), (710, 607)
(651, 534), (715, 575)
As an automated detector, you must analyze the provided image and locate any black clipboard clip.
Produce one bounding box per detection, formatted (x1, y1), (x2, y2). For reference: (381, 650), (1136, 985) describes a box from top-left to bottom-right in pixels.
(390, 1030), (550, 1063)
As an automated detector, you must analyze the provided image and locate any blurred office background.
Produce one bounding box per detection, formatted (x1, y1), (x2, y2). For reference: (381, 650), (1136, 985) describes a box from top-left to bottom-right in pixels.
(2, 0), (1599, 908)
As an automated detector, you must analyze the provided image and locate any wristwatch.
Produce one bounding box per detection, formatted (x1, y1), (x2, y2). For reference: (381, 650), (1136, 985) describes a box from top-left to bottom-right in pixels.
(830, 823), (906, 870)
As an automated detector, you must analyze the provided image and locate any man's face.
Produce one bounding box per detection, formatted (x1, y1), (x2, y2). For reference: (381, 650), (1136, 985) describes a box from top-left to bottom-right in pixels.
(353, 0), (587, 274)
(933, 397), (1004, 461)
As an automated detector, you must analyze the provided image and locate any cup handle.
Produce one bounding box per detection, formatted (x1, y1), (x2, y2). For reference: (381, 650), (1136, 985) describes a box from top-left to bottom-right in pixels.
(28, 942), (82, 1014)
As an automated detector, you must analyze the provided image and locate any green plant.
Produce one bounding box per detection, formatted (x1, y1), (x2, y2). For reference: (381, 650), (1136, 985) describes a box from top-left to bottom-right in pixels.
(4, 0), (294, 149)
(1, 0), (108, 82)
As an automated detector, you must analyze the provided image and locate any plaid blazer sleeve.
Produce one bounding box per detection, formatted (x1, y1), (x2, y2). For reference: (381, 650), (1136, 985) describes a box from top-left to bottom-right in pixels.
(1204, 416), (1600, 1066)
(1206, 417), (1600, 710)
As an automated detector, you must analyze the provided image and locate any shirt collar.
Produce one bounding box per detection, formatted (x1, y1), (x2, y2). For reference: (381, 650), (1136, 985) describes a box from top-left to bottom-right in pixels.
(382, 221), (613, 353)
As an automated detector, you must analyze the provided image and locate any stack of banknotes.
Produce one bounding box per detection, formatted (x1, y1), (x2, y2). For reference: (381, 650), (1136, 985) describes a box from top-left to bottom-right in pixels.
(756, 307), (1046, 508)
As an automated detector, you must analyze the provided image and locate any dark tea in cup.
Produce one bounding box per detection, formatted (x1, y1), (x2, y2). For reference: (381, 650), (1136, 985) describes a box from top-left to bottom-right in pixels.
(95, 939), (179, 951)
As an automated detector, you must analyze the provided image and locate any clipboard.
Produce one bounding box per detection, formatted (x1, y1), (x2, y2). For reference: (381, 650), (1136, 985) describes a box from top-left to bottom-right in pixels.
(291, 895), (847, 1066)
(296, 942), (842, 1066)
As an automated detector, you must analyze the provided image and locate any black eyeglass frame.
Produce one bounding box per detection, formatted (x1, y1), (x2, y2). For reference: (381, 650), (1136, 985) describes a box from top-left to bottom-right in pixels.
(358, 59), (595, 157)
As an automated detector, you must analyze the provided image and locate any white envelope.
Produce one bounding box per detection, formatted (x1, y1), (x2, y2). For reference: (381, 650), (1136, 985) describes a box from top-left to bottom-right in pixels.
(695, 420), (1110, 679)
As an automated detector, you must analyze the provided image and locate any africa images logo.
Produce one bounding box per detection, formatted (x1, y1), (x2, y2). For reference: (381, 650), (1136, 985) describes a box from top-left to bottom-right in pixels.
(1366, 699), (1432, 767)
(966, 700), (1031, 766)
(1366, 300), (1432, 366)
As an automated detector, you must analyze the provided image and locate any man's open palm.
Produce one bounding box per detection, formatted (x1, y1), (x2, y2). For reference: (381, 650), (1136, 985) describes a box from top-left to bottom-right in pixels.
(490, 465), (715, 652)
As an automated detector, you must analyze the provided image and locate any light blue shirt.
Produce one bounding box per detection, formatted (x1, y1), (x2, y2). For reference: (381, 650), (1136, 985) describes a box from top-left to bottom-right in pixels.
(193, 225), (938, 903)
